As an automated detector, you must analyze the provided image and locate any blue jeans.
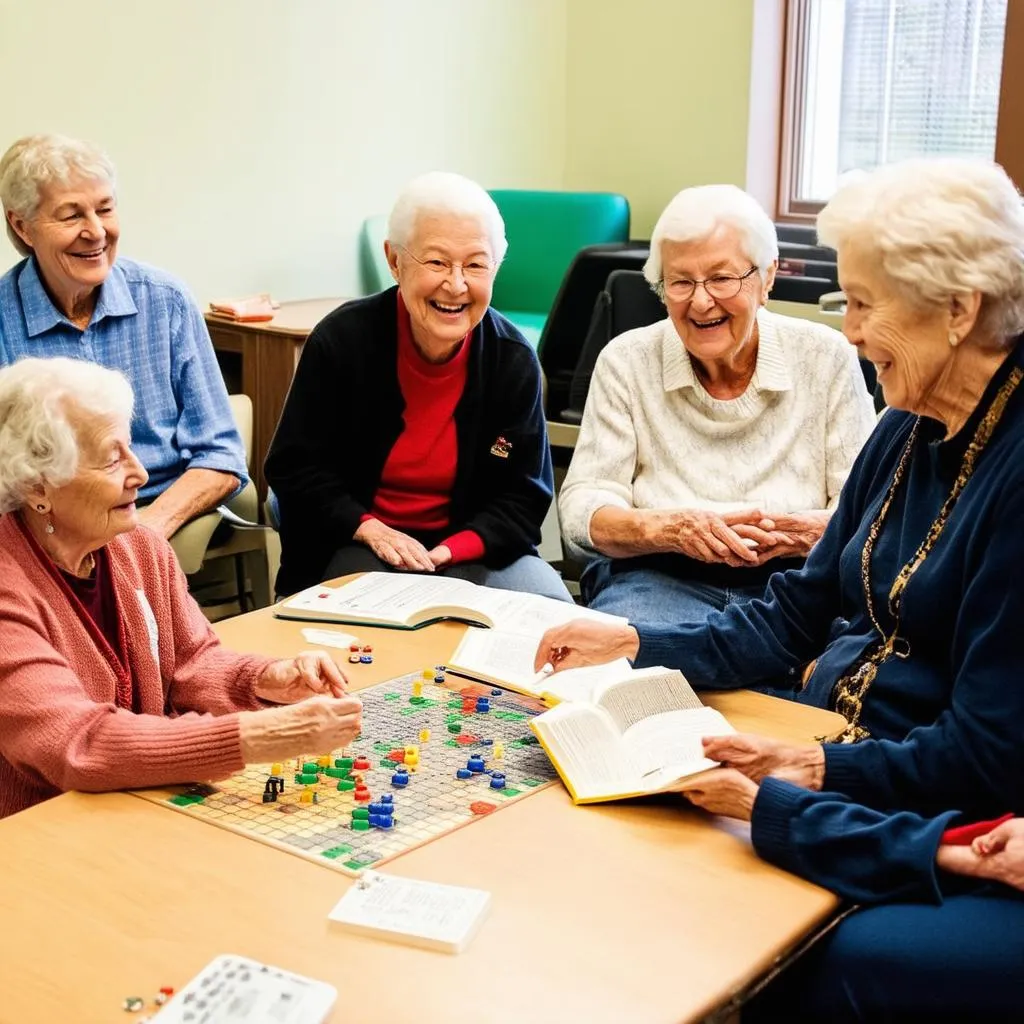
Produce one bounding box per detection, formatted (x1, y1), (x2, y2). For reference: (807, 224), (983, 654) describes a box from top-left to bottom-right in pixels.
(324, 545), (573, 603)
(746, 892), (1024, 1022)
(581, 558), (771, 628)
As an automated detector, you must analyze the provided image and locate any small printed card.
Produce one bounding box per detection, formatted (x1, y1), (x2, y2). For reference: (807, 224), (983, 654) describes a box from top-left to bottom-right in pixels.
(328, 871), (491, 953)
(301, 627), (360, 650)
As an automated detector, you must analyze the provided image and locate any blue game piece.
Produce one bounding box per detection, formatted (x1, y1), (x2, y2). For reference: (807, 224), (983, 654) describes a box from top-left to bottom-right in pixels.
(467, 755), (486, 773)
(491, 688), (503, 696)
(391, 771), (409, 787)
(479, 738), (494, 746)
(380, 793), (394, 804)
(369, 813), (394, 829)
(456, 768), (473, 780)
(475, 697), (490, 713)
(360, 654), (373, 664)
(489, 773), (506, 790)
(434, 674), (445, 683)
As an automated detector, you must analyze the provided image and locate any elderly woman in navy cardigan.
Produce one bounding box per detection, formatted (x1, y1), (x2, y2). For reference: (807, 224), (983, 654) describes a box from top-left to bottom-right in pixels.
(266, 172), (570, 601)
(533, 157), (1024, 1019)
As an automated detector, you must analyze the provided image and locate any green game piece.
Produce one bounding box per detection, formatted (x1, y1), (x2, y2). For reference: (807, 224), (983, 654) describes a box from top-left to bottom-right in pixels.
(336, 780), (355, 792)
(168, 794), (205, 807)
(334, 757), (354, 769)
(521, 734), (540, 744)
(302, 761), (318, 774)
(323, 768), (348, 779)
(495, 787), (523, 798)
(409, 695), (425, 705)
(447, 722), (462, 733)
(295, 772), (319, 785)
(320, 845), (353, 860)
(444, 739), (459, 747)
(351, 807), (370, 819)
(384, 693), (400, 701)
(351, 819), (370, 831)
(509, 740), (525, 748)
(519, 778), (543, 787)
(380, 759), (396, 768)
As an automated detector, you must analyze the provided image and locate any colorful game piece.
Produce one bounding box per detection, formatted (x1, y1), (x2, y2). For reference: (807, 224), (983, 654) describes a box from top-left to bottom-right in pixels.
(337, 779), (355, 791)
(391, 770), (410, 788)
(348, 653), (361, 663)
(349, 644), (360, 652)
(455, 734), (478, 746)
(456, 768), (473, 780)
(494, 742), (505, 759)
(262, 776), (285, 803)
(123, 996), (145, 1012)
(352, 756), (371, 770)
(335, 757), (354, 769)
(491, 688), (503, 696)
(386, 748), (406, 763)
(380, 794), (394, 805)
(467, 755), (486, 773)
(489, 772), (506, 790)
(317, 755), (332, 768)
(299, 789), (315, 804)
(475, 697), (490, 713)
(412, 679), (423, 697)
(422, 668), (434, 680)
(419, 729), (431, 743)
(295, 772), (319, 785)
(362, 645), (373, 653)
(479, 738), (493, 746)
(360, 654), (373, 664)
(354, 785), (372, 803)
(434, 673), (445, 683)
(270, 763), (283, 776)
(470, 801), (497, 815)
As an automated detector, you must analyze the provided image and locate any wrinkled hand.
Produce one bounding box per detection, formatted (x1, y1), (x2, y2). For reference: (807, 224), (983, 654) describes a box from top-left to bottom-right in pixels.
(355, 519), (434, 572)
(136, 504), (176, 540)
(677, 767), (759, 821)
(255, 650), (348, 703)
(937, 819), (1024, 892)
(428, 544), (453, 569)
(751, 511), (830, 564)
(702, 733), (825, 790)
(238, 694), (363, 763)
(655, 508), (781, 567)
(533, 620), (640, 673)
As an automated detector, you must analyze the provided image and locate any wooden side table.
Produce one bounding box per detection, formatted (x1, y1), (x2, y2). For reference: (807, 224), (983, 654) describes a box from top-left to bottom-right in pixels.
(206, 298), (346, 505)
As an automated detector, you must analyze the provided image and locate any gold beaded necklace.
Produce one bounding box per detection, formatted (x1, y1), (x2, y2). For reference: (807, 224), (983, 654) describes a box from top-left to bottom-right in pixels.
(827, 366), (1023, 743)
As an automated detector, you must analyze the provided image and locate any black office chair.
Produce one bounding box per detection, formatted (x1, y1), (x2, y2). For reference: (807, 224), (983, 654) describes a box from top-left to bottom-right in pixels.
(538, 243), (650, 419)
(560, 269), (665, 424)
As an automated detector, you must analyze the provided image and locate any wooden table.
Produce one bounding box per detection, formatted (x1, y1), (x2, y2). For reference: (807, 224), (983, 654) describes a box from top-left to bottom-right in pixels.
(206, 298), (345, 504)
(0, 609), (845, 1024)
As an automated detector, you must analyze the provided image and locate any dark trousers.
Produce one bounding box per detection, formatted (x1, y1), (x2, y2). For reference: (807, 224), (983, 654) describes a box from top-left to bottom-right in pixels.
(746, 892), (1024, 1022)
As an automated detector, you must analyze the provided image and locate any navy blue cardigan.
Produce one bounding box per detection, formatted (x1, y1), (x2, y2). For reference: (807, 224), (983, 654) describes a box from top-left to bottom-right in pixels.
(265, 289), (554, 596)
(637, 339), (1024, 823)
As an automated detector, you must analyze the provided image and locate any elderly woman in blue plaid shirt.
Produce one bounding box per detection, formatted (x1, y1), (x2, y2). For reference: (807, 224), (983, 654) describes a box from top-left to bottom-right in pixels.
(0, 133), (246, 539)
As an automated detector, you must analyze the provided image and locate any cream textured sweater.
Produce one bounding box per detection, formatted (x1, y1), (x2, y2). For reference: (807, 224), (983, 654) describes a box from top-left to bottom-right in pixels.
(559, 309), (877, 559)
(0, 514), (274, 818)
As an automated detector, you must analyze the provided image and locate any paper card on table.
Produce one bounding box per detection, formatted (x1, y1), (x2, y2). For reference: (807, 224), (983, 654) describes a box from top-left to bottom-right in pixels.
(301, 627), (360, 650)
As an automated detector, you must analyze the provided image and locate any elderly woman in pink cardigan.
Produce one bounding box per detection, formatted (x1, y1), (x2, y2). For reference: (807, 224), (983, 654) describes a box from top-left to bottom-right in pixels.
(0, 357), (363, 818)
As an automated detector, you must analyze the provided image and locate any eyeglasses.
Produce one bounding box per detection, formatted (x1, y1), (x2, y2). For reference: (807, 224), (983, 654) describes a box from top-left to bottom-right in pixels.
(662, 265), (759, 302)
(394, 244), (496, 280)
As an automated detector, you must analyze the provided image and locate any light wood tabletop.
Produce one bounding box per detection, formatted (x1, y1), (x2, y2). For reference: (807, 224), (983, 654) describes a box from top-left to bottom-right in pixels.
(0, 601), (845, 1024)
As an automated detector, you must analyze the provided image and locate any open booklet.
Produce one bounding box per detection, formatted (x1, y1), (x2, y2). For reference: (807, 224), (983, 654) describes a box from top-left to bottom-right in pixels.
(529, 667), (735, 804)
(276, 571), (625, 633)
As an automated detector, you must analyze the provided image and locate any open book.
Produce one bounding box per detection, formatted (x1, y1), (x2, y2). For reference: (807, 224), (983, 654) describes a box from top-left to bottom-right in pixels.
(529, 668), (735, 803)
(275, 572), (625, 634)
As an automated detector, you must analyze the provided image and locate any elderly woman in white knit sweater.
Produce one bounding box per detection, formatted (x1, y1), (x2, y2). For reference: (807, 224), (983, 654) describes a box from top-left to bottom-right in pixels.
(559, 185), (875, 632)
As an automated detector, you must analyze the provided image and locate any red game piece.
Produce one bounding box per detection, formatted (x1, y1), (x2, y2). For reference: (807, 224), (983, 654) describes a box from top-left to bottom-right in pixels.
(454, 734), (478, 746)
(349, 644), (360, 652)
(386, 749), (406, 763)
(361, 645), (373, 653)
(352, 756), (371, 770)
(470, 801), (497, 815)
(354, 785), (371, 803)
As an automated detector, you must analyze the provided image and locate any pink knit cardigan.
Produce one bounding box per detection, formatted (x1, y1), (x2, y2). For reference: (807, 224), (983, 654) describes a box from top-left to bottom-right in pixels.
(0, 514), (275, 818)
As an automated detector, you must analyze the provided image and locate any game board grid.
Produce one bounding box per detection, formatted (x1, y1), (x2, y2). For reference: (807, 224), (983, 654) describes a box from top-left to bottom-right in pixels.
(129, 672), (559, 876)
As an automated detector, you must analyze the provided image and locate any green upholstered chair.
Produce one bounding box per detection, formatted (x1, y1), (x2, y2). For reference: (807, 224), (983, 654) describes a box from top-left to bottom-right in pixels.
(488, 190), (630, 349)
(356, 191), (630, 349)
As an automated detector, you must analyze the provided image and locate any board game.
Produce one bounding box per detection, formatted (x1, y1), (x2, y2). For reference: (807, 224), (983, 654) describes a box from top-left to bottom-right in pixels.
(131, 671), (558, 876)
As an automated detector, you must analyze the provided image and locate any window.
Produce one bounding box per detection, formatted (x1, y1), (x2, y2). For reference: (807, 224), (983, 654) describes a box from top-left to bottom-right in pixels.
(780, 0), (1008, 217)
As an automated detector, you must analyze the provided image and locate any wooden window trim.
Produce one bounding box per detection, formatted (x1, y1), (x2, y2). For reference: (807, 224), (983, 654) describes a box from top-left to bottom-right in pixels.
(777, 0), (1021, 224)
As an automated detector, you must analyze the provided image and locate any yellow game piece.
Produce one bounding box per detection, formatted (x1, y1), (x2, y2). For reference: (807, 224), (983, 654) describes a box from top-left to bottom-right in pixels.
(412, 681), (424, 698)
(299, 788), (315, 804)
(270, 763), (283, 776)
(494, 742), (505, 759)
(405, 753), (420, 768)
(405, 745), (418, 757)
(419, 729), (431, 743)
(421, 668), (432, 680)
(317, 755), (331, 768)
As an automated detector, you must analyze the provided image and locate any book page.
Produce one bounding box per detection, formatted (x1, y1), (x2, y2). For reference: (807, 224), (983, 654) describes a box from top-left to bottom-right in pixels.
(595, 670), (703, 733)
(622, 706), (735, 780)
(532, 703), (639, 795)
(467, 588), (627, 638)
(281, 573), (483, 625)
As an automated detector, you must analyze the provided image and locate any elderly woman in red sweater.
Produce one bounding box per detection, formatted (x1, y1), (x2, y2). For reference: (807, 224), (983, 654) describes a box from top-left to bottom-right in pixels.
(0, 357), (362, 818)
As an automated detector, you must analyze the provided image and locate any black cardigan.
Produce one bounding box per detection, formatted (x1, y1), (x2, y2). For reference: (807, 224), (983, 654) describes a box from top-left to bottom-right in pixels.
(265, 288), (554, 595)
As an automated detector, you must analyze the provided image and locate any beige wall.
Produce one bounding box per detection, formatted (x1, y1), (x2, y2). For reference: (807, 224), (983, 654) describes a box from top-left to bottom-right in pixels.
(564, 0), (755, 237)
(0, 0), (569, 301)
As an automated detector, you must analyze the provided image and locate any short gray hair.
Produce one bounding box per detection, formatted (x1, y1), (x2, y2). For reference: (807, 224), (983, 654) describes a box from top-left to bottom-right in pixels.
(0, 358), (134, 514)
(817, 158), (1024, 344)
(643, 184), (779, 295)
(0, 134), (117, 257)
(386, 171), (508, 263)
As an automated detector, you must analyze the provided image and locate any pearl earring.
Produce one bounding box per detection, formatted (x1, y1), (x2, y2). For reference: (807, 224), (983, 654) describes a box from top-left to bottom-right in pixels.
(948, 331), (960, 348)
(45, 521), (55, 535)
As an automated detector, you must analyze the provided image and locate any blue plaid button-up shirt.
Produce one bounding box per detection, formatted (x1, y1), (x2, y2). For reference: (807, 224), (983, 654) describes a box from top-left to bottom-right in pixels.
(0, 256), (247, 500)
